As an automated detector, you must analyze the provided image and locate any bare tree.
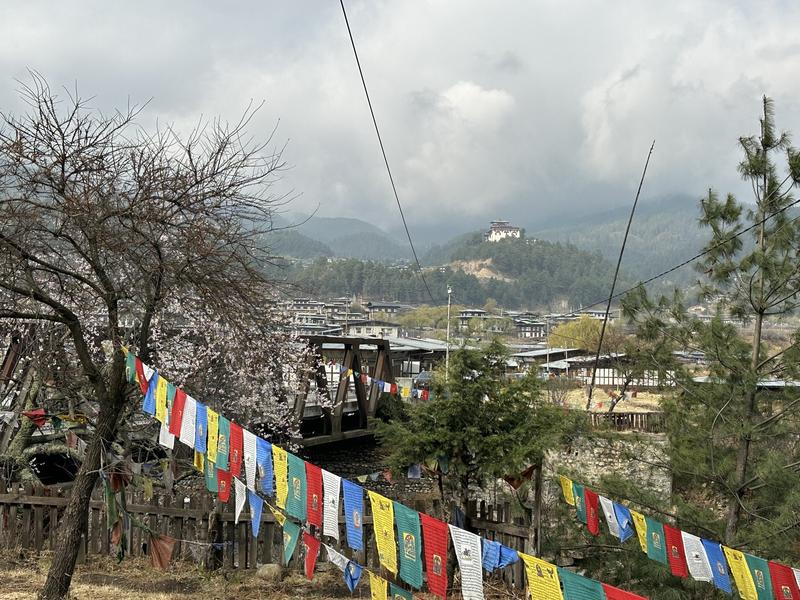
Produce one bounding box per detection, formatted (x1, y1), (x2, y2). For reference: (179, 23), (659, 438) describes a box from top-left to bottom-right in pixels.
(0, 74), (299, 600)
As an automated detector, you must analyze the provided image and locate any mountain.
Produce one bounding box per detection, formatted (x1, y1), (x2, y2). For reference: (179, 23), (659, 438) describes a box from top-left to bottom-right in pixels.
(268, 229), (334, 259)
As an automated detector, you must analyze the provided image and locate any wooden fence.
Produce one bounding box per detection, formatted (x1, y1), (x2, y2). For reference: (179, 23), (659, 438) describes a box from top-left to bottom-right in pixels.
(588, 411), (665, 433)
(466, 500), (529, 589)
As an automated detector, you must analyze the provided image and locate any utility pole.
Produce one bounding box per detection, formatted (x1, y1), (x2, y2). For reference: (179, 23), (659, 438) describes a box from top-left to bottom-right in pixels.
(445, 286), (452, 382)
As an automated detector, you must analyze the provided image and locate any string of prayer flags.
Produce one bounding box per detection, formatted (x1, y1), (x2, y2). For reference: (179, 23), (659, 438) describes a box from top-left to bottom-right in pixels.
(342, 479), (364, 551)
(206, 408), (219, 463)
(194, 402), (207, 454)
(584, 488), (600, 536)
(272, 445), (289, 509)
(256, 437), (273, 496)
(680, 531), (713, 583)
(305, 462), (323, 528)
(644, 516), (667, 565)
(702, 540), (732, 594)
(322, 470), (341, 541)
(630, 510), (648, 553)
(216, 415), (230, 471)
(286, 453), (307, 521)
(282, 520), (301, 565)
(179, 395), (197, 449)
(368, 490), (397, 574)
(559, 567), (605, 600)
(389, 583), (412, 600)
(520, 552), (563, 600)
(601, 583), (649, 600)
(248, 490), (263, 537)
(598, 496), (620, 539)
(229, 421), (243, 477)
(155, 375), (169, 423)
(142, 370), (158, 416)
(724, 546), (758, 600)
(743, 553), (772, 600)
(419, 513), (449, 600)
(217, 468), (232, 503)
(394, 502), (423, 589)
(234, 477), (247, 524)
(481, 539), (519, 572)
(767, 562), (800, 599)
(612, 502), (634, 543)
(204, 457), (218, 493)
(449, 525), (484, 600)
(369, 572), (388, 600)
(573, 482), (587, 524)
(168, 388), (186, 437)
(303, 532), (320, 580)
(243, 429), (257, 491)
(662, 524), (688, 578)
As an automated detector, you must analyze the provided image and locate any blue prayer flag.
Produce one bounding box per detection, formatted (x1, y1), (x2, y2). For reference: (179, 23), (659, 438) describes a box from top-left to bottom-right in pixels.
(256, 437), (273, 496)
(702, 539), (732, 594)
(248, 490), (263, 538)
(344, 560), (363, 592)
(612, 502), (635, 543)
(194, 402), (207, 453)
(482, 539), (519, 572)
(342, 479), (364, 551)
(142, 370), (158, 415)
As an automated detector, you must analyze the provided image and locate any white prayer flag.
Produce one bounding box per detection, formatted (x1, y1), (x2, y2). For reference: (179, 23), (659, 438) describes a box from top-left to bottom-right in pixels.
(179, 396), (197, 448)
(383, 381), (392, 393)
(243, 429), (258, 491)
(598, 495), (620, 539)
(792, 567), (799, 590)
(158, 420), (175, 450)
(322, 469), (341, 541)
(449, 525), (484, 600)
(234, 477), (247, 524)
(324, 543), (348, 572)
(142, 364), (155, 382)
(681, 531), (713, 582)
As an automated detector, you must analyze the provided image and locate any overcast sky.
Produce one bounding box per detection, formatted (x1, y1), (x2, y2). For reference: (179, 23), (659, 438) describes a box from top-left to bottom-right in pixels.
(2, 1), (800, 238)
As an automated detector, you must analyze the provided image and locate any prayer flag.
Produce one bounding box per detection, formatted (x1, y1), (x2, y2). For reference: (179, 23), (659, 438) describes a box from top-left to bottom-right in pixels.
(768, 562), (800, 600)
(449, 525), (484, 600)
(303, 532), (320, 580)
(383, 381), (392, 393)
(193, 449), (204, 472)
(322, 469), (341, 541)
(229, 422), (243, 477)
(342, 479), (364, 551)
(663, 524), (688, 578)
(421, 390), (430, 400)
(702, 539), (733, 593)
(142, 370), (158, 415)
(520, 552), (563, 600)
(206, 408), (219, 463)
(194, 402), (207, 454)
(179, 395), (197, 449)
(612, 502), (634, 543)
(482, 539), (519, 571)
(305, 462), (323, 528)
(401, 386), (411, 398)
(630, 509), (648, 553)
(325, 543), (348, 572)
(743, 553), (773, 600)
(389, 583), (412, 600)
(601, 583), (648, 600)
(126, 351), (137, 384)
(204, 456), (218, 492)
(344, 561), (363, 592)
(158, 419), (174, 450)
(243, 429), (257, 491)
(249, 491), (263, 538)
(269, 504), (286, 526)
(584, 488), (600, 536)
(282, 520), (301, 565)
(256, 437), (273, 496)
(598, 496), (620, 539)
(286, 453), (307, 521)
(272, 445), (289, 509)
(369, 572), (388, 600)
(218, 468), (232, 503)
(234, 477), (247, 524)
(369, 490), (397, 574)
(681, 531), (713, 582)
(155, 375), (169, 423)
(724, 545), (758, 600)
(559, 567), (605, 600)
(560, 475), (575, 505)
(394, 502), (423, 589)
(420, 513), (449, 600)
(795, 568), (800, 591)
(135, 356), (148, 394)
(216, 415), (230, 471)
(390, 383), (398, 394)
(573, 482), (587, 523)
(645, 516), (667, 564)
(169, 388), (187, 437)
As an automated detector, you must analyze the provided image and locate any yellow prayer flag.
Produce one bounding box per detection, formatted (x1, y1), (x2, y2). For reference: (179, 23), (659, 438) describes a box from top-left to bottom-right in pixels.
(401, 386), (410, 398)
(369, 572), (388, 600)
(559, 476), (575, 506)
(269, 504), (286, 526)
(155, 376), (169, 423)
(193, 450), (204, 473)
(723, 546), (758, 600)
(368, 490), (397, 574)
(272, 445), (289, 509)
(206, 408), (219, 463)
(346, 369), (353, 377)
(519, 552), (564, 600)
(630, 509), (648, 553)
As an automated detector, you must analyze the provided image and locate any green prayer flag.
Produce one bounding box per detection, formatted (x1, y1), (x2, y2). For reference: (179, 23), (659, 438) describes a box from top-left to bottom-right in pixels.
(389, 583), (413, 600)
(216, 415), (230, 471)
(394, 501), (423, 589)
(573, 482), (587, 524)
(744, 553), (773, 600)
(282, 520), (301, 565)
(166, 381), (176, 405)
(204, 456), (218, 492)
(645, 516), (668, 564)
(286, 453), (307, 521)
(559, 567), (605, 600)
(104, 479), (118, 529)
(125, 351), (136, 384)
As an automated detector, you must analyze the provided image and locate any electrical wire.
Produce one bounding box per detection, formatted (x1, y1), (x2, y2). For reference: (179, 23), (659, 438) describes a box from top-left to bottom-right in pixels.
(338, 0), (438, 304)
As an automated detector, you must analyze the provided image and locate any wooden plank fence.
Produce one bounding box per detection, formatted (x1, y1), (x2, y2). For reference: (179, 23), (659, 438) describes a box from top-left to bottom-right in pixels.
(466, 500), (529, 589)
(588, 411), (665, 433)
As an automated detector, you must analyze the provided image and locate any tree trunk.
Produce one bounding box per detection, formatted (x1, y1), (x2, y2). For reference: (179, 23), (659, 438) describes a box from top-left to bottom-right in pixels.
(38, 394), (127, 600)
(531, 463), (543, 556)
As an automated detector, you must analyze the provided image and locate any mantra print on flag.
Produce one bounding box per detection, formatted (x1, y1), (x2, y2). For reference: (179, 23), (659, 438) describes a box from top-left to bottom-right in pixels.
(403, 532), (416, 561)
(432, 553), (443, 576)
(459, 542), (476, 565)
(293, 477), (302, 501)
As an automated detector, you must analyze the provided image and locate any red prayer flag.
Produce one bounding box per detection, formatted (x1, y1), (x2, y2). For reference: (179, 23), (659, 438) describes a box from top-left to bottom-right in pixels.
(305, 462), (323, 527)
(421, 390), (430, 401)
(584, 487), (600, 536)
(168, 388), (187, 436)
(135, 357), (148, 394)
(390, 383), (398, 394)
(420, 513), (448, 599)
(303, 532), (320, 579)
(663, 524), (689, 578)
(602, 583), (649, 600)
(22, 408), (47, 427)
(217, 469), (232, 503)
(360, 373), (368, 384)
(769, 561), (800, 599)
(229, 422), (243, 477)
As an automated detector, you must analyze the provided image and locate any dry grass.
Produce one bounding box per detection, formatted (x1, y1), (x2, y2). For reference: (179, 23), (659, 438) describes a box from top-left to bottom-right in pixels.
(563, 388), (663, 411)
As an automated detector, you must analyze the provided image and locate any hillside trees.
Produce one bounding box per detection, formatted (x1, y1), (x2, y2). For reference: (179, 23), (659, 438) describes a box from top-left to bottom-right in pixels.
(0, 75), (303, 599)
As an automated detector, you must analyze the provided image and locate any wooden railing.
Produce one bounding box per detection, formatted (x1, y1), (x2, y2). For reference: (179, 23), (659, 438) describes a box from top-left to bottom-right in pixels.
(587, 411), (665, 433)
(466, 500), (529, 588)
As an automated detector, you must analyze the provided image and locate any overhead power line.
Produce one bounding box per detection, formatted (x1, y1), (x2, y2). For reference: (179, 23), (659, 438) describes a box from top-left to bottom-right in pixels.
(338, 0), (437, 304)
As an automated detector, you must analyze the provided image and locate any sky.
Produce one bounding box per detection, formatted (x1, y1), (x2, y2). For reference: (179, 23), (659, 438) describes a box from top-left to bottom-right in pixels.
(2, 1), (800, 239)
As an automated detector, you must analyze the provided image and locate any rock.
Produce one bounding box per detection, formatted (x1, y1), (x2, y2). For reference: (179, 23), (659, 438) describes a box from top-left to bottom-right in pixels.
(256, 563), (284, 582)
